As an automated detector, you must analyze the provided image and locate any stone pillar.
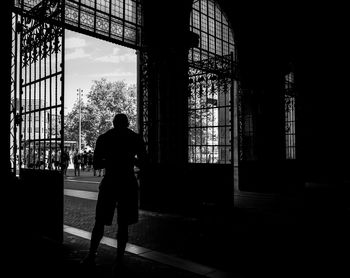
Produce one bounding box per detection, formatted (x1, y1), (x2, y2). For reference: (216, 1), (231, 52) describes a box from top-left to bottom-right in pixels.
(139, 0), (195, 213)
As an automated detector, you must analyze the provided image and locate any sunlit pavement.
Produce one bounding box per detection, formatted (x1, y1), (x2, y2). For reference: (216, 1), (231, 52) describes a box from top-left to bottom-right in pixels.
(63, 168), (233, 277)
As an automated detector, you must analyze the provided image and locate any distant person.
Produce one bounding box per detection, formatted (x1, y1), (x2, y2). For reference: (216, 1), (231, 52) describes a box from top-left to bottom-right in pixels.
(81, 150), (88, 171)
(61, 149), (70, 176)
(81, 113), (147, 273)
(87, 150), (93, 172)
(73, 150), (81, 176)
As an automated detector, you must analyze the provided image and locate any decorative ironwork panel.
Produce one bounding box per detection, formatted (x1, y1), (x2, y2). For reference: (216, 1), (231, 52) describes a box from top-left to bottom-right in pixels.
(14, 0), (143, 49)
(188, 54), (233, 164)
(64, 0), (142, 48)
(138, 50), (149, 149)
(190, 0), (235, 60)
(13, 0), (65, 171)
(285, 71), (296, 159)
(188, 0), (236, 164)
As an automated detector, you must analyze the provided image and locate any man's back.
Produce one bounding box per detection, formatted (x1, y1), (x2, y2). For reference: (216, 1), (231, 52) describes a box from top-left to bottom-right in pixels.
(93, 127), (145, 177)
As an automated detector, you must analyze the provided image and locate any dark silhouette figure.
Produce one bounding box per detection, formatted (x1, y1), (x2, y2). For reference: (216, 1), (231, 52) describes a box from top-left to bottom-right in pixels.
(73, 150), (81, 176)
(81, 113), (146, 272)
(61, 148), (70, 176)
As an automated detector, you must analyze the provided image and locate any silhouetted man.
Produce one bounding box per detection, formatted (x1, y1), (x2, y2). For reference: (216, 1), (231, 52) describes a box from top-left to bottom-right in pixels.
(82, 113), (146, 271)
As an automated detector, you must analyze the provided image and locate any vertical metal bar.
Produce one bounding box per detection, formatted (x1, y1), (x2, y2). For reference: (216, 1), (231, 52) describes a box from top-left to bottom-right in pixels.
(109, 0), (112, 37)
(122, 0), (125, 41)
(39, 26), (43, 168)
(61, 0), (66, 171)
(205, 73), (209, 163)
(220, 8), (223, 59)
(200, 74), (202, 163)
(55, 29), (59, 168)
(44, 28), (48, 168)
(206, 0), (209, 56)
(230, 51), (234, 165)
(13, 13), (19, 173)
(212, 76), (215, 163)
(18, 14), (23, 171)
(94, 0), (97, 33)
(49, 28), (53, 164)
(78, 0), (81, 28)
(28, 37), (32, 166)
(34, 34), (38, 168)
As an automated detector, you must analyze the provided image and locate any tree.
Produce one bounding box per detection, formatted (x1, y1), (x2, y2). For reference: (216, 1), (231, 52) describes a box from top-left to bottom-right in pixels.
(64, 78), (137, 150)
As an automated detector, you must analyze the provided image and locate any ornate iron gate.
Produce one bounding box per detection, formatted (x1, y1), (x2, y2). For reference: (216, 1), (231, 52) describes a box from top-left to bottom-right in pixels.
(11, 0), (144, 173)
(188, 50), (235, 164)
(188, 0), (236, 165)
(12, 0), (65, 174)
(10, 0), (144, 241)
(10, 0), (65, 242)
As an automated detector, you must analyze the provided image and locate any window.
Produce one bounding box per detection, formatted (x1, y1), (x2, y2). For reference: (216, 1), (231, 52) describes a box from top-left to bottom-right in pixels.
(188, 0), (235, 164)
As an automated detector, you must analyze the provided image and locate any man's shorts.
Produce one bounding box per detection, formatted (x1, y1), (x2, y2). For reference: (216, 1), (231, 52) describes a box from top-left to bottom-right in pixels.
(95, 177), (139, 226)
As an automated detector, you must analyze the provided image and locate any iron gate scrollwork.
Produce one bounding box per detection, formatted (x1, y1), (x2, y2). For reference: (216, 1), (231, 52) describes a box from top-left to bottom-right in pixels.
(138, 49), (149, 150)
(188, 50), (234, 164)
(188, 0), (236, 165)
(11, 0), (145, 174)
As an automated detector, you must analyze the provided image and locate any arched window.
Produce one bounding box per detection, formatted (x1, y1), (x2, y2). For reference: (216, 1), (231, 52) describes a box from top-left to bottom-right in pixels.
(188, 0), (236, 164)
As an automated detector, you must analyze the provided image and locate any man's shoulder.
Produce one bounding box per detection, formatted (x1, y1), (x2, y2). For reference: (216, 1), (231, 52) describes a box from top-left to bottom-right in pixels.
(99, 128), (142, 142)
(97, 129), (113, 140)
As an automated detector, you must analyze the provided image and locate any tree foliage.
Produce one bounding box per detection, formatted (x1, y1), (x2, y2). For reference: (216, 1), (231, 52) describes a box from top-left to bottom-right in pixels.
(64, 78), (137, 149)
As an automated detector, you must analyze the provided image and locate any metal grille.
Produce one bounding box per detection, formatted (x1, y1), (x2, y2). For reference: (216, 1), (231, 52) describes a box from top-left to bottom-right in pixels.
(188, 0), (235, 164)
(11, 0), (144, 173)
(14, 0), (142, 49)
(64, 0), (142, 48)
(285, 71), (296, 159)
(12, 0), (65, 171)
(138, 50), (149, 150)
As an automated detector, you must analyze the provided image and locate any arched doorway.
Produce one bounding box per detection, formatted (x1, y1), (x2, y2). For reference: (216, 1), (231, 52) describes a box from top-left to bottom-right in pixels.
(187, 0), (237, 204)
(10, 0), (143, 242)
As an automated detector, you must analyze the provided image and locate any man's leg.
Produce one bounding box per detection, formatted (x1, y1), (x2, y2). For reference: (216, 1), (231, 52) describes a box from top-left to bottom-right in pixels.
(115, 223), (128, 265)
(90, 220), (105, 255)
(81, 220), (105, 265)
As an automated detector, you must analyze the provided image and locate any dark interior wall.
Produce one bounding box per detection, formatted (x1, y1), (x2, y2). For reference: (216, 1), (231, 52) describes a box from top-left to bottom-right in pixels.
(230, 2), (348, 197)
(294, 6), (348, 210)
(224, 2), (347, 195)
(226, 2), (296, 192)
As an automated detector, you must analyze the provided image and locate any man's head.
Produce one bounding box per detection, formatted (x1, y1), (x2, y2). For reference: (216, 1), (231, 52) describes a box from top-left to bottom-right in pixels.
(113, 113), (129, 129)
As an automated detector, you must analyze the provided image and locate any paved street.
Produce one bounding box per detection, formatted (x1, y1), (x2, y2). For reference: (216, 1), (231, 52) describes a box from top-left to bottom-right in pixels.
(63, 169), (233, 275)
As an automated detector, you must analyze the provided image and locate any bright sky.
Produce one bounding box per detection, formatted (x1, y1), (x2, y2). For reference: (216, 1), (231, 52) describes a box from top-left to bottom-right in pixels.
(64, 30), (137, 113)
